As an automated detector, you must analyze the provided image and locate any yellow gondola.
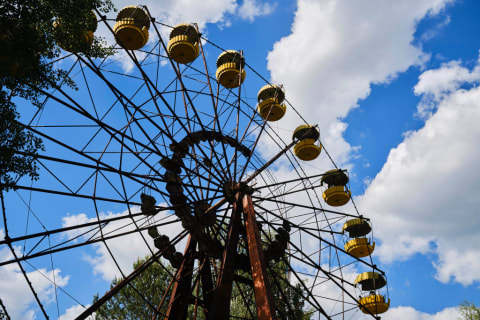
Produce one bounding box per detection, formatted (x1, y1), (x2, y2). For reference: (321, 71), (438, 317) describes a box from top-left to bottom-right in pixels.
(344, 238), (375, 258)
(342, 218), (372, 238)
(113, 6), (149, 50)
(167, 24), (200, 64)
(323, 186), (351, 206)
(216, 50), (246, 88)
(256, 84), (286, 121)
(53, 11), (97, 53)
(292, 125), (321, 161)
(321, 169), (351, 206)
(354, 272), (386, 291)
(358, 294), (390, 314)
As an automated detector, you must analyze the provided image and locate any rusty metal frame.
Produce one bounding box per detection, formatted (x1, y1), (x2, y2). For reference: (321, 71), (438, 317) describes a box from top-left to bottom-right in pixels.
(242, 194), (278, 320)
(164, 236), (197, 320)
(207, 194), (243, 319)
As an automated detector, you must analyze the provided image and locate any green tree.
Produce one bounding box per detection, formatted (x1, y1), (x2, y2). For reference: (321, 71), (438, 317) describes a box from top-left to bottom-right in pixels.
(268, 260), (312, 320)
(459, 301), (480, 320)
(94, 258), (174, 320)
(0, 0), (114, 190)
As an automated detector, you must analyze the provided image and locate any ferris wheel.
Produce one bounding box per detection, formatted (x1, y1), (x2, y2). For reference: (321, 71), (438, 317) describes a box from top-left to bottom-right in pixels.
(0, 5), (390, 319)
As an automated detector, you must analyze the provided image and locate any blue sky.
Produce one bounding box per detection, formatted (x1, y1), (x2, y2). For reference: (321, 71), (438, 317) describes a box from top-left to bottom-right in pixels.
(2, 0), (480, 319)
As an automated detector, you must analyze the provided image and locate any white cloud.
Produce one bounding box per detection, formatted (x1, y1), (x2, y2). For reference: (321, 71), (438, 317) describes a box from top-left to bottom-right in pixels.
(358, 54), (480, 285)
(414, 55), (480, 118)
(433, 247), (480, 285)
(0, 230), (70, 320)
(351, 306), (460, 320)
(237, 0), (276, 22)
(266, 0), (454, 164)
(414, 60), (478, 98)
(59, 304), (95, 320)
(382, 306), (459, 320)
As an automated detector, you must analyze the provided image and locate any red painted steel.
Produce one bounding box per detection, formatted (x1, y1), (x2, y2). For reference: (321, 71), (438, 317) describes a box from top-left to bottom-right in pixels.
(242, 194), (278, 320)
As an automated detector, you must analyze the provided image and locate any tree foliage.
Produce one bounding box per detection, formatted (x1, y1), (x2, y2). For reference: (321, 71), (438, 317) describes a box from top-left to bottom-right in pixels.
(0, 92), (44, 190)
(269, 260), (312, 320)
(0, 0), (114, 189)
(459, 301), (480, 320)
(1, 0), (114, 106)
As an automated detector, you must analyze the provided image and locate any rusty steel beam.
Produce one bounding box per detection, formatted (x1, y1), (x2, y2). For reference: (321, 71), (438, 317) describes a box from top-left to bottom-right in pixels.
(242, 194), (278, 320)
(165, 236), (197, 320)
(243, 140), (296, 185)
(208, 195), (243, 319)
